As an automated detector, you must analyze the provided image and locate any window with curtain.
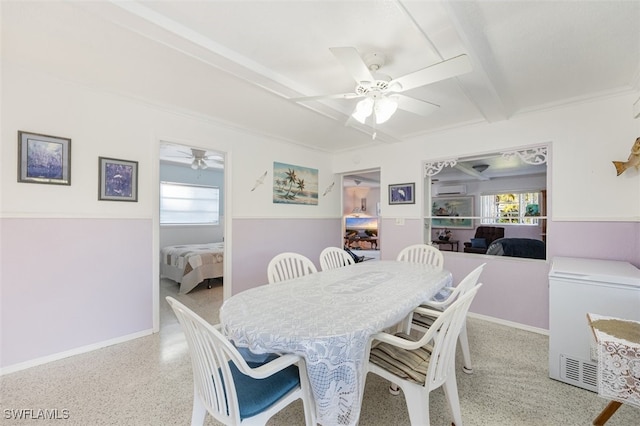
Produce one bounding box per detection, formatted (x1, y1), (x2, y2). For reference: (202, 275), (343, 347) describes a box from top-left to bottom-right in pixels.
(160, 181), (220, 225)
(480, 192), (540, 225)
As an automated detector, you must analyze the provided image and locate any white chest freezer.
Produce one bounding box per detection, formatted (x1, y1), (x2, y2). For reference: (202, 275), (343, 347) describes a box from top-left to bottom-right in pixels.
(548, 256), (640, 391)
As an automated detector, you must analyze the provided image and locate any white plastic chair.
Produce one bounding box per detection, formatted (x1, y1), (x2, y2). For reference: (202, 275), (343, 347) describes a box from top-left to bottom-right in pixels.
(166, 297), (315, 426)
(319, 246), (355, 271)
(396, 243), (444, 270)
(366, 283), (483, 426)
(267, 252), (318, 284)
(412, 263), (486, 374)
(394, 243), (445, 335)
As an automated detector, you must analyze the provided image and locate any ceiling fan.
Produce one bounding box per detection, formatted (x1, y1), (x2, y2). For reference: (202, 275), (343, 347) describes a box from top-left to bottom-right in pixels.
(293, 47), (472, 125)
(166, 147), (223, 170)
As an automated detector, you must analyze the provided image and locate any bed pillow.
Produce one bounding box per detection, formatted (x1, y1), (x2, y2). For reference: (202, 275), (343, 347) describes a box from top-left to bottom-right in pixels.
(470, 238), (487, 249)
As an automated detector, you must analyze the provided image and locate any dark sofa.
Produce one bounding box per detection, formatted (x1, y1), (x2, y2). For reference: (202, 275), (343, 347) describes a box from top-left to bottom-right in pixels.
(486, 238), (546, 259)
(463, 226), (505, 254)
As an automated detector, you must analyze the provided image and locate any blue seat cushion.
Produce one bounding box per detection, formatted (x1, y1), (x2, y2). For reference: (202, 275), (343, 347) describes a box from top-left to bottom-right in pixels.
(227, 358), (300, 420)
(431, 287), (453, 302)
(470, 238), (487, 249)
(234, 345), (273, 363)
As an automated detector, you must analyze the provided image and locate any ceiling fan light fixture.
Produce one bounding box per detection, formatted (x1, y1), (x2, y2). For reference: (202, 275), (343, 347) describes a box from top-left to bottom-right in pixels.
(352, 97), (374, 124)
(191, 157), (209, 170)
(387, 82), (402, 92)
(374, 96), (399, 124)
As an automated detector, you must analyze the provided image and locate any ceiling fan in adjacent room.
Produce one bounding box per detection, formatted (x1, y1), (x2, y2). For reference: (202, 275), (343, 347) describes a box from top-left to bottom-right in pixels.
(167, 147), (224, 170)
(292, 47), (472, 125)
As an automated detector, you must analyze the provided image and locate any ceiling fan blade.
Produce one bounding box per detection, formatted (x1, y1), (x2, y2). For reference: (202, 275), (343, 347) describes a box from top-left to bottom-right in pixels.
(292, 92), (362, 102)
(396, 94), (440, 116)
(191, 148), (208, 158)
(344, 115), (358, 127)
(389, 54), (472, 92)
(329, 47), (374, 83)
(204, 157), (224, 164)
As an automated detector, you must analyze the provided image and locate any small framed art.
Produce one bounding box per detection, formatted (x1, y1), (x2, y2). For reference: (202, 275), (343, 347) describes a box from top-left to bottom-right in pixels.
(99, 157), (138, 202)
(389, 182), (415, 205)
(272, 161), (319, 205)
(431, 196), (474, 229)
(18, 131), (71, 185)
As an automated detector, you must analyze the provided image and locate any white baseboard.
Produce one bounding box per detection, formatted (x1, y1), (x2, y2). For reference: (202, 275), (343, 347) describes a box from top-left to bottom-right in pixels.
(468, 312), (549, 336)
(0, 328), (154, 376)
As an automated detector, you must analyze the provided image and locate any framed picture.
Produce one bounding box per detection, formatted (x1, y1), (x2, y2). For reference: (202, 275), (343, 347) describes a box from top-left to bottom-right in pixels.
(431, 196), (474, 229)
(273, 161), (318, 205)
(18, 131), (71, 185)
(389, 183), (415, 205)
(99, 157), (138, 202)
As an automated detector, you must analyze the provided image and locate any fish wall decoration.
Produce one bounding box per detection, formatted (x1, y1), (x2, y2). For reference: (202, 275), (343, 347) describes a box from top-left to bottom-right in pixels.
(612, 137), (640, 176)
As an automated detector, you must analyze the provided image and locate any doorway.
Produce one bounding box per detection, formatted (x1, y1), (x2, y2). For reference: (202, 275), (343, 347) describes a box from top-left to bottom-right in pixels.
(343, 169), (381, 261)
(157, 141), (226, 328)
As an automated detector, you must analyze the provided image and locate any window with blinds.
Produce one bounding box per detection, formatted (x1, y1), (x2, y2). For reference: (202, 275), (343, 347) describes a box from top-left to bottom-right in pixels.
(160, 181), (220, 225)
(480, 192), (540, 225)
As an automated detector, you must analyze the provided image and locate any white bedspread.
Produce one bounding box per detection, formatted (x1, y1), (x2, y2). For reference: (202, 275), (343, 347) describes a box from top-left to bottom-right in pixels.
(160, 242), (224, 293)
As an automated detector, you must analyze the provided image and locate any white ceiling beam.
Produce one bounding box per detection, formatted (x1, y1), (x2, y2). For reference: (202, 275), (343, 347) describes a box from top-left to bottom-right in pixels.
(454, 163), (490, 181)
(433, 1), (514, 123)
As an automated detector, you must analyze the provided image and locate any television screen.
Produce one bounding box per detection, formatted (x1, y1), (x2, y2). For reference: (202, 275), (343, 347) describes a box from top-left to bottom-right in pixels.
(345, 217), (378, 232)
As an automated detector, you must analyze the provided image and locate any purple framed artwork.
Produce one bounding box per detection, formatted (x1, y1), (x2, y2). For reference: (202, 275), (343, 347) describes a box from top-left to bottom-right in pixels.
(389, 182), (415, 205)
(98, 157), (138, 202)
(18, 131), (71, 185)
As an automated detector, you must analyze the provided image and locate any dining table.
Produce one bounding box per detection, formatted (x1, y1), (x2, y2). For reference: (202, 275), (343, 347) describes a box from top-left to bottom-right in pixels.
(219, 260), (452, 426)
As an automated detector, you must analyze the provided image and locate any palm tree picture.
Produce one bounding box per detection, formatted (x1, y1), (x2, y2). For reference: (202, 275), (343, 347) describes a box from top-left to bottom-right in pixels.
(273, 162), (318, 205)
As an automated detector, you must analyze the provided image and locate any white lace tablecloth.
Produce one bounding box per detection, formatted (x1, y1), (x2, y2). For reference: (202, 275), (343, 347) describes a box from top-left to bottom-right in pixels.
(220, 260), (452, 426)
(588, 313), (640, 409)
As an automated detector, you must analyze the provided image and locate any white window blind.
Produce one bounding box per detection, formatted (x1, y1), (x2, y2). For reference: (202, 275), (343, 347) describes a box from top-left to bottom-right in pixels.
(480, 192), (540, 225)
(160, 181), (219, 225)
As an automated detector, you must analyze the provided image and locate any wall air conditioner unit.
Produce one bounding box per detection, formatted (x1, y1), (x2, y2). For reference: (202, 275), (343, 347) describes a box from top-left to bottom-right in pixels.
(436, 185), (466, 196)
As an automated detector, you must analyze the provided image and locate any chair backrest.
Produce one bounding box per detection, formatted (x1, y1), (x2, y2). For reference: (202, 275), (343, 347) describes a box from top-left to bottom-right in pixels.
(396, 244), (444, 270)
(319, 247), (355, 271)
(267, 252), (318, 284)
(436, 263), (486, 307)
(166, 296), (251, 425)
(417, 283), (483, 391)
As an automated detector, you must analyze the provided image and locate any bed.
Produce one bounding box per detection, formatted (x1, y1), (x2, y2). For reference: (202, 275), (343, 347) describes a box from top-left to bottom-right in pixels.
(160, 242), (224, 294)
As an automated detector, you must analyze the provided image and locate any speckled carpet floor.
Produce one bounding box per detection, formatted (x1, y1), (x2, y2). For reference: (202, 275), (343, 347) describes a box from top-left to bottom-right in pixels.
(1, 278), (637, 425)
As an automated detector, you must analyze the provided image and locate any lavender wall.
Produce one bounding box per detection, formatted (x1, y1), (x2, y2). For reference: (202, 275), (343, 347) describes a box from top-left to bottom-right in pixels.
(442, 253), (550, 328)
(549, 221), (640, 266)
(0, 218), (153, 369)
(379, 218), (425, 261)
(377, 218), (639, 330)
(231, 218), (342, 294)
